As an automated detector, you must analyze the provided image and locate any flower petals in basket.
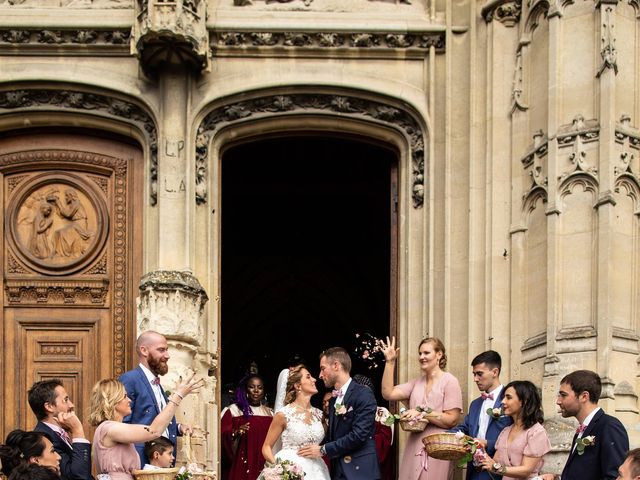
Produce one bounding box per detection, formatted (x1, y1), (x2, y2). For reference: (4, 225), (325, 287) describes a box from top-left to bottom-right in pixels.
(399, 418), (430, 432)
(132, 467), (179, 480)
(422, 432), (471, 461)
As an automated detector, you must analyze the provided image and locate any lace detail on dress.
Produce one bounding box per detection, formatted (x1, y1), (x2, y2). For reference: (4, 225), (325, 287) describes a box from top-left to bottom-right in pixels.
(280, 404), (325, 450)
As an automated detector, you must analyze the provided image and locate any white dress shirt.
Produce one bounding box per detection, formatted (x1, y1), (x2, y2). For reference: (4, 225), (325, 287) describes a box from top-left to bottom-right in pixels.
(477, 384), (503, 440)
(139, 363), (170, 439)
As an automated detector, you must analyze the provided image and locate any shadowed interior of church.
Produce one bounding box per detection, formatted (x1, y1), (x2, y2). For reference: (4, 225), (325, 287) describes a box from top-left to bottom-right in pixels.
(221, 134), (397, 407)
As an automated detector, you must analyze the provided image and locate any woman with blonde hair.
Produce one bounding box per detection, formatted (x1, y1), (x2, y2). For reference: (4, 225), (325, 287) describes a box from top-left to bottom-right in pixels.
(89, 374), (202, 479)
(381, 336), (463, 480)
(261, 365), (330, 480)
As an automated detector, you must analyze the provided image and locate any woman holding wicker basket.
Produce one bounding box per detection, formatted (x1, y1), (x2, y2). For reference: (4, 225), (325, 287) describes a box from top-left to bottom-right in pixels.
(478, 381), (550, 479)
(88, 374), (203, 479)
(381, 336), (462, 480)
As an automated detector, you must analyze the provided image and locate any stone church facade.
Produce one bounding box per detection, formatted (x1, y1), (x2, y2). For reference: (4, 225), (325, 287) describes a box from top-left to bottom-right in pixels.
(1, 0), (639, 475)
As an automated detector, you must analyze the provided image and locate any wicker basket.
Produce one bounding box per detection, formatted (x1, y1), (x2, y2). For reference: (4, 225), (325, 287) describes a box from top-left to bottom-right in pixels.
(422, 432), (470, 461)
(399, 418), (429, 432)
(132, 467), (179, 480)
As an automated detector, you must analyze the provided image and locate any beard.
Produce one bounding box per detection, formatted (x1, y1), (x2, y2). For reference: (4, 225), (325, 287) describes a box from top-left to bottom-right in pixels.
(148, 353), (169, 376)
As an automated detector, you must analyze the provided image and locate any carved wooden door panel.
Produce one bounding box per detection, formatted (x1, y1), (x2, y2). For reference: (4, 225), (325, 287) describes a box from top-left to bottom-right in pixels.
(0, 133), (142, 438)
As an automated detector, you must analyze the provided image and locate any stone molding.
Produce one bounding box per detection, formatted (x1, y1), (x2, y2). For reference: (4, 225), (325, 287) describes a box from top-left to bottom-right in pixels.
(0, 89), (158, 205)
(0, 29), (131, 54)
(212, 31), (446, 54)
(481, 0), (522, 26)
(195, 93), (426, 208)
(597, 5), (618, 77)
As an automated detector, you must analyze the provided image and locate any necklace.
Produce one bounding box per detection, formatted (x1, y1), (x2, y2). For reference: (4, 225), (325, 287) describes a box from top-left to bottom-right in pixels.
(293, 402), (311, 412)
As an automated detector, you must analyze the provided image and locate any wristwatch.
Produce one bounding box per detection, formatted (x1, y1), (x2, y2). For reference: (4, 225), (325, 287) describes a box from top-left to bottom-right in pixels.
(320, 445), (327, 456)
(492, 462), (506, 474)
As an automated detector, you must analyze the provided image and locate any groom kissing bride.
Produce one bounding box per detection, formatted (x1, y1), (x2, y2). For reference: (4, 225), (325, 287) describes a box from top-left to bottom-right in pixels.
(262, 347), (380, 480)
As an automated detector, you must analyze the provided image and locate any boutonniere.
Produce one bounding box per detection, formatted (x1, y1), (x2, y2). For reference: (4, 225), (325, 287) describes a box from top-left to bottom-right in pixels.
(335, 403), (353, 415)
(486, 407), (505, 419)
(576, 435), (595, 455)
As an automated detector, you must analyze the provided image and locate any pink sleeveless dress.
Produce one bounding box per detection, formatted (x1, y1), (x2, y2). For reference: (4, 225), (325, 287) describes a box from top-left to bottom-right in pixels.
(93, 421), (141, 480)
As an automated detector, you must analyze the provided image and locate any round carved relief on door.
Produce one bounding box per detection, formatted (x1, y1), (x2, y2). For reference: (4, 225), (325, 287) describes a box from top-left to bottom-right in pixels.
(6, 172), (109, 275)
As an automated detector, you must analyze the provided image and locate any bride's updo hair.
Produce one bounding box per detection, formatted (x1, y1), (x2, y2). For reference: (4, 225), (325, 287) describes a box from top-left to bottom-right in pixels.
(284, 364), (307, 405)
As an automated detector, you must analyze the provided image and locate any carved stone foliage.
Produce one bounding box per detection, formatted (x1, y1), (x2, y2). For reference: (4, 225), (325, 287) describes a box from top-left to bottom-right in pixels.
(614, 115), (640, 181)
(134, 0), (209, 72)
(482, 0), (522, 26)
(511, 47), (528, 113)
(597, 5), (618, 77)
(7, 175), (108, 274)
(138, 270), (209, 346)
(521, 129), (548, 201)
(0, 29), (131, 50)
(0, 89), (158, 205)
(212, 31), (445, 52)
(195, 93), (427, 208)
(556, 114), (599, 184)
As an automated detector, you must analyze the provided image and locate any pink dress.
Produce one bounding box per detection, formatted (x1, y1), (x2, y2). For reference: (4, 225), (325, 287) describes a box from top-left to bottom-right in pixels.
(93, 421), (141, 480)
(494, 423), (551, 479)
(396, 372), (463, 480)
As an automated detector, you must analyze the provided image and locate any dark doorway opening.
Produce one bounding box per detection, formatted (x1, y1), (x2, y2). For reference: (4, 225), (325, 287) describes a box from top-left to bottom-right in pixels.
(221, 134), (397, 407)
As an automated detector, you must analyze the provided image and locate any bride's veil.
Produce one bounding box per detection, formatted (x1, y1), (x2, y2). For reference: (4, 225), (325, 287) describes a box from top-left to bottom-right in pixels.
(274, 367), (289, 412)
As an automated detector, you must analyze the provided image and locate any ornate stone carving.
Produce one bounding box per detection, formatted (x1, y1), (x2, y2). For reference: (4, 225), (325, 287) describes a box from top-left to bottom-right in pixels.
(133, 0), (209, 73)
(211, 31), (446, 52)
(614, 115), (640, 179)
(482, 0), (522, 26)
(521, 130), (548, 201)
(0, 29), (131, 48)
(0, 89), (158, 205)
(556, 115), (599, 185)
(511, 48), (528, 113)
(195, 93), (427, 208)
(597, 5), (618, 77)
(138, 270), (209, 345)
(5, 279), (109, 305)
(0, 0), (132, 7)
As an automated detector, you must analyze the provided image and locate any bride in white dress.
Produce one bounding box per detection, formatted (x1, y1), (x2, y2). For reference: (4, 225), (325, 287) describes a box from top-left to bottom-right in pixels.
(262, 365), (330, 480)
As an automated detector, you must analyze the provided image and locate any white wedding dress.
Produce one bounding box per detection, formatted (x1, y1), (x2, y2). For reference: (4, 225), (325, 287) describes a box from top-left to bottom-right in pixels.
(275, 404), (331, 480)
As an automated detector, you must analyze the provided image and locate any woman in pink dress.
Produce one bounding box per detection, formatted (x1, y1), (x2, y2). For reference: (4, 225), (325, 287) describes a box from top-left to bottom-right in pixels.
(381, 336), (463, 480)
(88, 374), (203, 479)
(480, 380), (551, 479)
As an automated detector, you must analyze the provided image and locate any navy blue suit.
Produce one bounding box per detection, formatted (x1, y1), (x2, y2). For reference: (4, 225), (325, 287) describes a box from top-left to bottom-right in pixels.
(561, 409), (628, 480)
(325, 381), (380, 480)
(34, 421), (93, 480)
(119, 366), (179, 466)
(454, 390), (512, 480)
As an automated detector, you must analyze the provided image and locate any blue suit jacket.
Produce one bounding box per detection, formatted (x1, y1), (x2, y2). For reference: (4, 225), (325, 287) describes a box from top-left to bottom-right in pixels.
(119, 366), (179, 466)
(34, 421), (94, 480)
(454, 390), (512, 480)
(325, 381), (380, 480)
(561, 409), (628, 480)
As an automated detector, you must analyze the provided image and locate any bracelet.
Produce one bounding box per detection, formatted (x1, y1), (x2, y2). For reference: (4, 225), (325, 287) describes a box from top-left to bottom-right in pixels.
(168, 399), (180, 407)
(175, 392), (185, 400)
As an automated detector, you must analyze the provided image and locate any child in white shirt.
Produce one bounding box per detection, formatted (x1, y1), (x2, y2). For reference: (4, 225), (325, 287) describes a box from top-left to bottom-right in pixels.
(142, 437), (175, 470)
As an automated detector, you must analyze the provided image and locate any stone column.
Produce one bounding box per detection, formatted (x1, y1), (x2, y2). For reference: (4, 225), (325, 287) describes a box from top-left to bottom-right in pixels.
(137, 270), (217, 470)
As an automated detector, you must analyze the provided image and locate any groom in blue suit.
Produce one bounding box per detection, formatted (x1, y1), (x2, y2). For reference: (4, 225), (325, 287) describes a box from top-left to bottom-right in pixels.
(298, 347), (380, 480)
(454, 350), (512, 480)
(119, 331), (190, 466)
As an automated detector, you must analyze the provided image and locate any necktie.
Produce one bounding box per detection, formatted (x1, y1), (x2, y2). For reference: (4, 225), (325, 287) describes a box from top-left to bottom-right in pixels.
(151, 377), (161, 386)
(58, 429), (72, 445)
(576, 424), (586, 434)
(332, 389), (343, 398)
(481, 392), (494, 401)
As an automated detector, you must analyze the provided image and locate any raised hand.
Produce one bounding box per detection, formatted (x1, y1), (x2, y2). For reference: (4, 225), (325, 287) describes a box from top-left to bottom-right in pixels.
(381, 336), (399, 362)
(54, 411), (85, 437)
(175, 372), (205, 398)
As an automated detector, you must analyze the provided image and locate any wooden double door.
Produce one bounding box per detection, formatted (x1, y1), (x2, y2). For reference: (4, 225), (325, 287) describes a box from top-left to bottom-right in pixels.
(0, 132), (142, 439)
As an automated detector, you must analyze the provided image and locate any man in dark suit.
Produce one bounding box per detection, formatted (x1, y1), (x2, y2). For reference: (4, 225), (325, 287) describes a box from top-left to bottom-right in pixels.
(28, 379), (93, 480)
(454, 350), (512, 480)
(119, 330), (191, 465)
(298, 347), (380, 480)
(541, 370), (628, 480)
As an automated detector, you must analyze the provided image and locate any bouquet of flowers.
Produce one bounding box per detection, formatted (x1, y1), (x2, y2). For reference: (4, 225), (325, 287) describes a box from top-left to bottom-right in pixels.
(353, 333), (386, 369)
(258, 459), (305, 480)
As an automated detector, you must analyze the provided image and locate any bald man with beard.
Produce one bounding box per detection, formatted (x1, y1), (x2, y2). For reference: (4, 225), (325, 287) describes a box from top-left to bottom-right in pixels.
(119, 331), (192, 466)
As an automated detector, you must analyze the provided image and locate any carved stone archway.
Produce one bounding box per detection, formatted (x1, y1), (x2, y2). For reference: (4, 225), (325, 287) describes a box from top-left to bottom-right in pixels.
(194, 91), (427, 208)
